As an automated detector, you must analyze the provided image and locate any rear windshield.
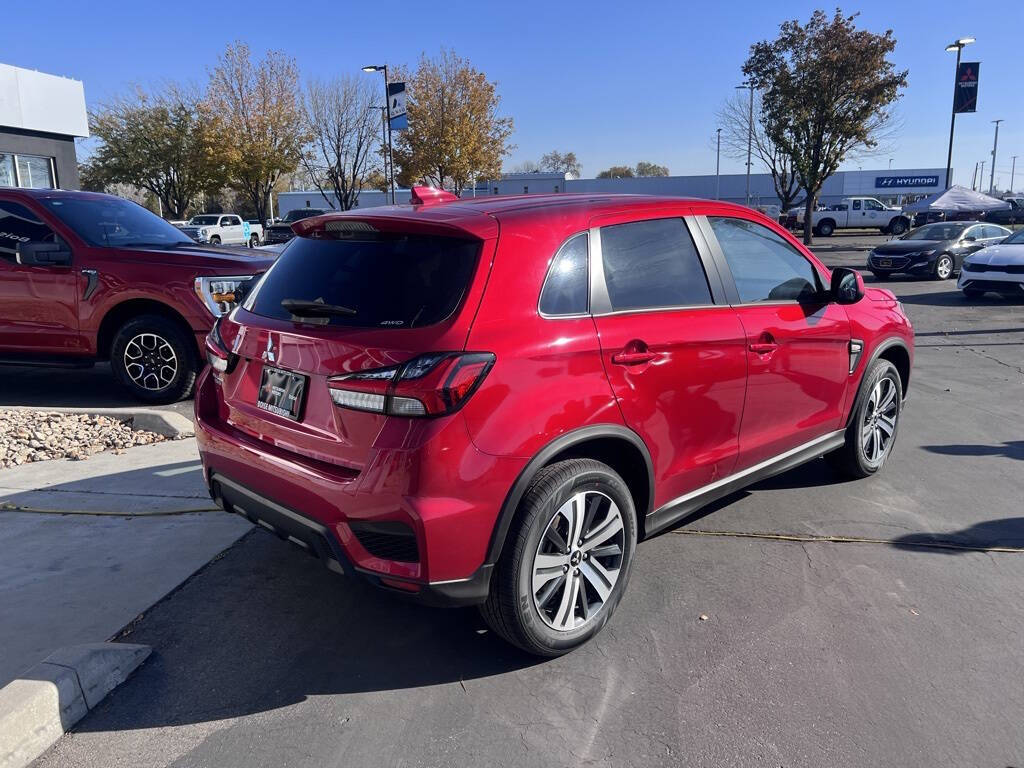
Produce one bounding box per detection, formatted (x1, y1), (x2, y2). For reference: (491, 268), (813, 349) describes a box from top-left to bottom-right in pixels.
(246, 233), (479, 329)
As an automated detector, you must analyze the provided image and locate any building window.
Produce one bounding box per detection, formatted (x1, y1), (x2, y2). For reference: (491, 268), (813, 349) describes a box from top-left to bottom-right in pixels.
(493, 187), (499, 195)
(0, 153), (56, 189)
(554, 185), (560, 193)
(523, 186), (529, 194)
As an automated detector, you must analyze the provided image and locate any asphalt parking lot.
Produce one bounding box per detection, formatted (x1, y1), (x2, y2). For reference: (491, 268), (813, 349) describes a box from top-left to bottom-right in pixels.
(25, 234), (1024, 767)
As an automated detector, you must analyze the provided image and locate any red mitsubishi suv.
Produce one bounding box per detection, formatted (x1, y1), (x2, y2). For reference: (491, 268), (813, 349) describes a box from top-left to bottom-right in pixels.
(195, 191), (913, 656)
(0, 189), (272, 402)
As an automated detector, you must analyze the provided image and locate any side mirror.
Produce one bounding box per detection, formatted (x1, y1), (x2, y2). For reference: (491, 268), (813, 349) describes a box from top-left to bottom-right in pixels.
(830, 267), (864, 305)
(963, 235), (976, 242)
(16, 241), (72, 267)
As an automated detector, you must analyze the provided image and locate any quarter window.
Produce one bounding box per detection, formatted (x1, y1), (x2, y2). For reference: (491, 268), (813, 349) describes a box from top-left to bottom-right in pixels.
(539, 234), (588, 316)
(709, 216), (821, 303)
(0, 201), (56, 261)
(599, 218), (713, 311)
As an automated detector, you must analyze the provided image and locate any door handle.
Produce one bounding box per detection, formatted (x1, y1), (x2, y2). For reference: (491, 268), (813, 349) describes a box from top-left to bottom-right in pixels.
(612, 351), (658, 366)
(749, 332), (778, 355)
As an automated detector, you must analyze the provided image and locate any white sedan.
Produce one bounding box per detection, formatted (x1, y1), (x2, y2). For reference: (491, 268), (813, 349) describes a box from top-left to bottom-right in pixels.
(958, 227), (1024, 298)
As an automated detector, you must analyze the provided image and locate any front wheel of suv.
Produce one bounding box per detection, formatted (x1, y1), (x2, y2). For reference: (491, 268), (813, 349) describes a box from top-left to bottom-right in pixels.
(480, 458), (638, 657)
(110, 314), (198, 404)
(827, 358), (903, 479)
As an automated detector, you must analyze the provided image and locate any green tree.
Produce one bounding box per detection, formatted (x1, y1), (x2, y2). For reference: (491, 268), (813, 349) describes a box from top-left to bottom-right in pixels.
(208, 41), (307, 227)
(393, 49), (514, 195)
(597, 165), (635, 179)
(634, 161), (669, 177)
(540, 150), (581, 178)
(85, 86), (227, 218)
(743, 10), (907, 243)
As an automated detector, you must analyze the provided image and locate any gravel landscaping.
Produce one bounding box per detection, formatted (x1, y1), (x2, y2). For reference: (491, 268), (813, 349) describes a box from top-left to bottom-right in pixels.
(0, 410), (168, 469)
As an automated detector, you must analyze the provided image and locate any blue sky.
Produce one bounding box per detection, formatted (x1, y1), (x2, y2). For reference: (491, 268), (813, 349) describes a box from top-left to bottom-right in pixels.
(6, 0), (1023, 189)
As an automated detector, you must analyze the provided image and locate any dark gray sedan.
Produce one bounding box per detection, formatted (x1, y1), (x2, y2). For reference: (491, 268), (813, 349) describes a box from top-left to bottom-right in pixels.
(867, 221), (1011, 281)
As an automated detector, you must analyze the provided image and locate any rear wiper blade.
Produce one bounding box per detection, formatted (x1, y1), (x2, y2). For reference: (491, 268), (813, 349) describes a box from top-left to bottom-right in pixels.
(281, 298), (357, 317)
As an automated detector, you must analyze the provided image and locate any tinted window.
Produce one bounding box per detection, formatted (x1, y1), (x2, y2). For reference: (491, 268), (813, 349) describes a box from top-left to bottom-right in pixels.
(904, 223), (967, 241)
(852, 200), (862, 210)
(539, 234), (588, 316)
(600, 218), (712, 311)
(981, 225), (1006, 239)
(0, 201), (55, 261)
(247, 233), (479, 329)
(42, 197), (191, 248)
(864, 199), (884, 211)
(709, 216), (820, 303)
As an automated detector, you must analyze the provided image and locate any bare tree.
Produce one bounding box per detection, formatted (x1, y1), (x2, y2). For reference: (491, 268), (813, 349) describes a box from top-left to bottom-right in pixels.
(301, 76), (381, 210)
(540, 150), (581, 178)
(716, 91), (801, 213)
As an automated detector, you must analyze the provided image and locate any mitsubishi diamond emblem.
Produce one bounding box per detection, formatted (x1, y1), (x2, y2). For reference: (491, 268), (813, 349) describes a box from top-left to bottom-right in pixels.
(264, 335), (276, 363)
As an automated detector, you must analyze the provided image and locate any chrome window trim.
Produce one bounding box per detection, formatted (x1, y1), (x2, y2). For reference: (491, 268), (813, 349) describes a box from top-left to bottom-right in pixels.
(537, 231), (591, 320)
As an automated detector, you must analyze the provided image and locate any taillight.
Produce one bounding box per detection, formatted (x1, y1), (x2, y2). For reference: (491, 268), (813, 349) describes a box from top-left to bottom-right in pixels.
(205, 316), (236, 374)
(327, 352), (495, 418)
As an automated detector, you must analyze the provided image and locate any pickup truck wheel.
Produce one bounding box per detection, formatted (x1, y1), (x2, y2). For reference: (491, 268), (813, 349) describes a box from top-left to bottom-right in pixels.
(815, 219), (835, 237)
(249, 234), (260, 247)
(888, 218), (909, 236)
(210, 235), (221, 245)
(111, 315), (197, 404)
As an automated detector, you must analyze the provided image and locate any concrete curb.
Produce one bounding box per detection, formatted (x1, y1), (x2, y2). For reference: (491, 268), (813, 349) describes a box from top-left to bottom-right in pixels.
(7, 406), (194, 439)
(0, 643), (150, 768)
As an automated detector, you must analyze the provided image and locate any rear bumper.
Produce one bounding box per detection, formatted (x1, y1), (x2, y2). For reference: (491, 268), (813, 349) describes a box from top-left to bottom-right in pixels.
(193, 369), (522, 606)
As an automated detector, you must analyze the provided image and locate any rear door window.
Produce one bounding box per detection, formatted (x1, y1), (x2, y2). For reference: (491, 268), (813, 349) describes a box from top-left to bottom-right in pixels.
(599, 218), (713, 311)
(247, 233), (480, 329)
(539, 234), (588, 316)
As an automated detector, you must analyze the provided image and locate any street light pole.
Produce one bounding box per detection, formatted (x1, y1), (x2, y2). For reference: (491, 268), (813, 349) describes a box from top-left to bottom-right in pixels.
(979, 160), (986, 189)
(715, 127), (721, 200)
(362, 64), (396, 204)
(989, 119), (1003, 195)
(736, 83), (754, 207)
(1012, 155), (1019, 193)
(944, 37), (975, 189)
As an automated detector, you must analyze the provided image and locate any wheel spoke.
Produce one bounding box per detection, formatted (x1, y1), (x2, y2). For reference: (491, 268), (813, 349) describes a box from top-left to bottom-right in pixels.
(579, 559), (615, 603)
(876, 414), (895, 437)
(876, 380), (896, 412)
(535, 572), (566, 609)
(544, 525), (568, 554)
(589, 543), (622, 559)
(872, 428), (883, 461)
(563, 492), (586, 548)
(552, 573), (579, 630)
(581, 508), (623, 552)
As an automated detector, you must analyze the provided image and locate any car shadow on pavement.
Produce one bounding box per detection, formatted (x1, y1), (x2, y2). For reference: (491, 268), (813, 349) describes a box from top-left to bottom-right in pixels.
(897, 290), (1024, 307)
(923, 441), (1024, 461)
(890, 518), (1024, 554)
(68, 528), (539, 732)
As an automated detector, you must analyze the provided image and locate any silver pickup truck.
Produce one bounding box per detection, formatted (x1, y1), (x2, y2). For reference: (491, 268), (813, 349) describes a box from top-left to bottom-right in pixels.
(796, 197), (911, 237)
(178, 214), (262, 247)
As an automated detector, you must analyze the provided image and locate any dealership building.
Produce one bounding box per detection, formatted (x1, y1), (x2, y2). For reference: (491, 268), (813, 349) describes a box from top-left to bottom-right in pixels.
(277, 167), (948, 217)
(0, 63), (88, 190)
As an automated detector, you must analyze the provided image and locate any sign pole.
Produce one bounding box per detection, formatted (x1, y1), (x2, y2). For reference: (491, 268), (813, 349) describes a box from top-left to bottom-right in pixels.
(944, 45), (962, 189)
(989, 119), (1002, 196)
(383, 65), (395, 205)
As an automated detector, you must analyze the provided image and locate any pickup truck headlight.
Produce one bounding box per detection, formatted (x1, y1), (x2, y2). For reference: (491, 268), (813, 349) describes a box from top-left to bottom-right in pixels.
(194, 275), (254, 317)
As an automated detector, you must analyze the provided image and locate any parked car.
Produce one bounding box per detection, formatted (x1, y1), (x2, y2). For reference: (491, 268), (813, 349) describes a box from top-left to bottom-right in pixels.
(263, 208), (326, 244)
(0, 190), (273, 402)
(867, 221), (1010, 281)
(245, 219), (265, 246)
(195, 190), (913, 656)
(179, 214), (259, 247)
(958, 226), (1024, 298)
(796, 197), (911, 236)
(982, 196), (1024, 227)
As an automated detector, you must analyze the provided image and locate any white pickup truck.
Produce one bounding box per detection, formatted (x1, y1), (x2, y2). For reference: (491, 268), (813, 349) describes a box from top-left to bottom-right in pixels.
(178, 214), (262, 247)
(796, 197), (911, 237)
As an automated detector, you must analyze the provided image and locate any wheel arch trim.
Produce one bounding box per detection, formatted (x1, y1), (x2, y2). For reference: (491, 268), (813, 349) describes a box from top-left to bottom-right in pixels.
(846, 337), (911, 427)
(484, 424), (654, 565)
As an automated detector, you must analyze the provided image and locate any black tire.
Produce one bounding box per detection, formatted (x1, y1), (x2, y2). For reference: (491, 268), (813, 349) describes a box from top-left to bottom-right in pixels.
(932, 253), (954, 280)
(827, 358), (903, 479)
(816, 219), (835, 237)
(480, 458), (638, 657)
(110, 314), (198, 404)
(889, 218), (909, 236)
(871, 271), (889, 281)
(962, 287), (984, 299)
(210, 235), (221, 245)
(249, 234), (260, 247)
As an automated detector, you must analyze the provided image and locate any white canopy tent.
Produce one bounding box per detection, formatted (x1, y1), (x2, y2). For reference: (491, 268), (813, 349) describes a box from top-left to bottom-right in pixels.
(902, 186), (1010, 213)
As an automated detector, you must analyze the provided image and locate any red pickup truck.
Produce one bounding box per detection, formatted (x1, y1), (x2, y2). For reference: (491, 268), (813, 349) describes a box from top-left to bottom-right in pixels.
(0, 189), (273, 403)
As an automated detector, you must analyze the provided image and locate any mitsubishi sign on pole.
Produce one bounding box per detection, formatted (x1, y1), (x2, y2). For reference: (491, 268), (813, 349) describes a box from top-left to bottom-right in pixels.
(954, 62), (980, 113)
(387, 82), (407, 131)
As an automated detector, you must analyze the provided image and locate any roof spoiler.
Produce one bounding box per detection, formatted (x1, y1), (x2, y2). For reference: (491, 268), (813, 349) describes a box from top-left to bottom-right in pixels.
(410, 186), (458, 206)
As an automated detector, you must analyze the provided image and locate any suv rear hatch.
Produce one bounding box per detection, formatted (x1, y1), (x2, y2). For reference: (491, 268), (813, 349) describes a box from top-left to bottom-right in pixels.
(212, 214), (496, 471)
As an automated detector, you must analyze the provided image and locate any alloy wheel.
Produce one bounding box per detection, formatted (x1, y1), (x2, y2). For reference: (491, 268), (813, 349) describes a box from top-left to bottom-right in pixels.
(936, 256), (953, 279)
(123, 333), (178, 391)
(531, 490), (625, 631)
(861, 377), (898, 466)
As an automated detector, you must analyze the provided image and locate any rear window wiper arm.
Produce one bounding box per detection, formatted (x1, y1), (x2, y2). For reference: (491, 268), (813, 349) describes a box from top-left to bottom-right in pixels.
(281, 298), (358, 317)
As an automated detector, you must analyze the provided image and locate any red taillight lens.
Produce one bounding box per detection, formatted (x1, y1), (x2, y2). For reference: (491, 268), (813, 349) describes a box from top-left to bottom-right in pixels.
(205, 317), (236, 374)
(327, 352), (495, 418)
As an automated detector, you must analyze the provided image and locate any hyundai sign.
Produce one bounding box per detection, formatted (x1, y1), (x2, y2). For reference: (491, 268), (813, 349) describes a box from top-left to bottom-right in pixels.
(875, 175), (940, 189)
